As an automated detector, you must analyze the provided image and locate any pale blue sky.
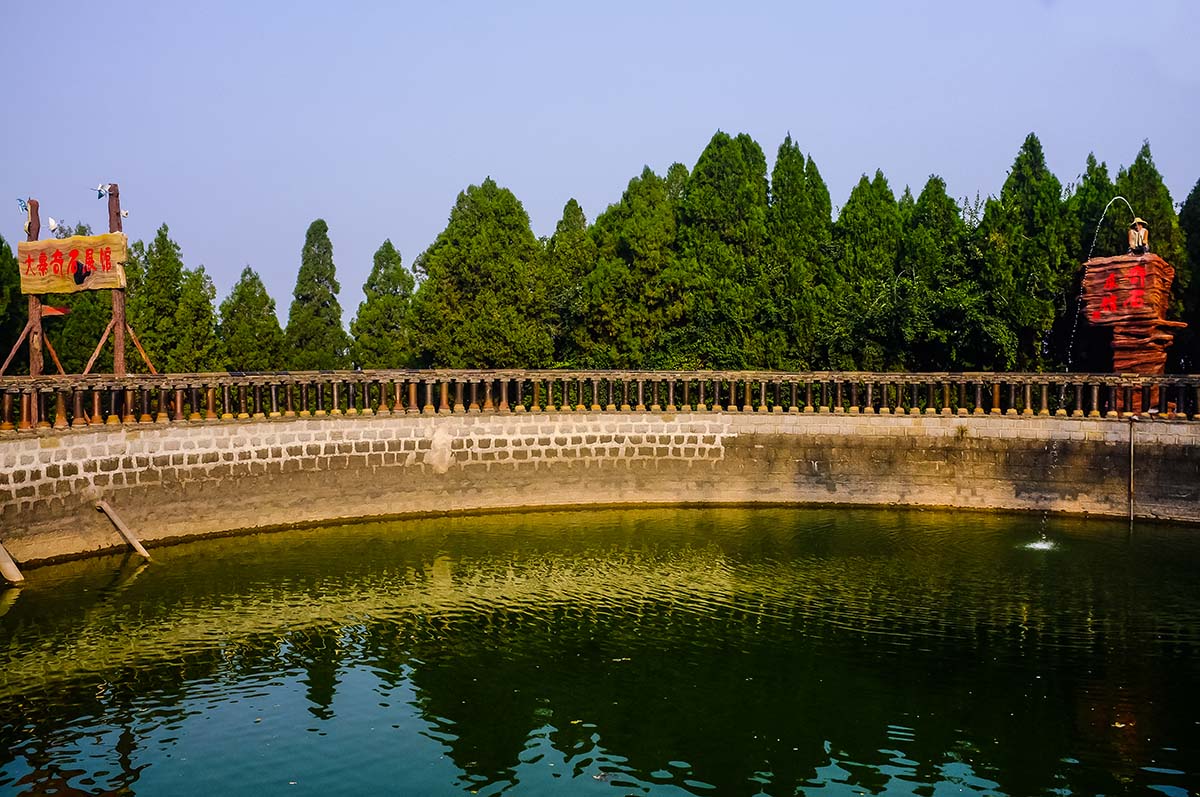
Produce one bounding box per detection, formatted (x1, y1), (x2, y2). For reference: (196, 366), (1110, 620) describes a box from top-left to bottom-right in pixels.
(3, 1), (1198, 321)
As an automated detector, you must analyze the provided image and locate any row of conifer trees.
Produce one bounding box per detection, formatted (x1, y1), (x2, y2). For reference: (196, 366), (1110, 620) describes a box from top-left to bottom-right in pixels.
(2, 130), (1199, 375)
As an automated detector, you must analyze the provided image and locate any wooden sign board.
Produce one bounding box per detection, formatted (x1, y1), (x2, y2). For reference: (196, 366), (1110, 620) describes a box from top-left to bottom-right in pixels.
(1081, 253), (1172, 327)
(17, 232), (128, 294)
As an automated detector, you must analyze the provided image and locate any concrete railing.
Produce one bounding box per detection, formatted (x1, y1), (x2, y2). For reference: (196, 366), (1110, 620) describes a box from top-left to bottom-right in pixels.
(3, 370), (1200, 431)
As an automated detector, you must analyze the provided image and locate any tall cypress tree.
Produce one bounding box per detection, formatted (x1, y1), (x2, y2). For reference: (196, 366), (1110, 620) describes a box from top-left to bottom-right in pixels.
(127, 223), (186, 372)
(0, 234), (22, 372)
(410, 179), (553, 368)
(569, 167), (678, 368)
(349, 239), (415, 369)
(168, 265), (220, 373)
(830, 171), (903, 369)
(767, 136), (831, 368)
(977, 133), (1070, 370)
(666, 130), (770, 368)
(285, 219), (350, 370)
(1174, 177), (1200, 370)
(219, 266), (284, 372)
(545, 199), (596, 362)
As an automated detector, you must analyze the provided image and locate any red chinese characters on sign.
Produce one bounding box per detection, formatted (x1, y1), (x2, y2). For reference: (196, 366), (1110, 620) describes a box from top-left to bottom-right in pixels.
(1090, 264), (1150, 322)
(16, 232), (127, 294)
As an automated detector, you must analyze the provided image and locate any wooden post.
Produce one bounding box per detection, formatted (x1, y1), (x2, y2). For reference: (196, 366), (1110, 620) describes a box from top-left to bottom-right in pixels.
(108, 184), (127, 376)
(96, 500), (152, 560)
(0, 541), (24, 583)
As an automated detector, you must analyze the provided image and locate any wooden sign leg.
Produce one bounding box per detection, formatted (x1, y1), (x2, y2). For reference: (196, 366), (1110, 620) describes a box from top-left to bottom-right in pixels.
(108, 184), (126, 377)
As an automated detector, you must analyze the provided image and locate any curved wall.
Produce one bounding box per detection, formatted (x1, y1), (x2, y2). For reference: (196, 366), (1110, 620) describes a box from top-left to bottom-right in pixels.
(2, 411), (1198, 565)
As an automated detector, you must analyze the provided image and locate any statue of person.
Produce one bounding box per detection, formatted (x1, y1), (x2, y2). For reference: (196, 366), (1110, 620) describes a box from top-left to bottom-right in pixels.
(1128, 217), (1150, 255)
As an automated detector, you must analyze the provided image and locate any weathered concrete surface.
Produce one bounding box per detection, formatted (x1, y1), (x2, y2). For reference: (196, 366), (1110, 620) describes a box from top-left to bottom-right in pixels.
(2, 412), (1198, 565)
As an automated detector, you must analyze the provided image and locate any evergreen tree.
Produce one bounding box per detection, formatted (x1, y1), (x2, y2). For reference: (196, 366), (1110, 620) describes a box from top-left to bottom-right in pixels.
(285, 219), (351, 370)
(766, 136), (831, 368)
(1059, 155), (1122, 371)
(127, 223), (186, 372)
(349, 240), (415, 369)
(167, 265), (220, 372)
(664, 130), (770, 368)
(545, 200), (596, 362)
(976, 133), (1070, 370)
(0, 234), (22, 372)
(1175, 177), (1200, 370)
(897, 176), (994, 370)
(568, 167), (678, 368)
(219, 266), (284, 372)
(410, 179), (554, 368)
(829, 171), (904, 369)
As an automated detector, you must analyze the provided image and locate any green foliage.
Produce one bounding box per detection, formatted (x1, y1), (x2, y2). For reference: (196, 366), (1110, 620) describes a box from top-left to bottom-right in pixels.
(0, 234), (23, 373)
(167, 265), (220, 373)
(664, 131), (770, 368)
(410, 179), (554, 368)
(219, 266), (284, 372)
(828, 171), (904, 369)
(285, 219), (351, 370)
(349, 240), (415, 369)
(976, 133), (1070, 370)
(1176, 177), (1200, 370)
(545, 200), (597, 361)
(127, 224), (186, 372)
(766, 136), (831, 369)
(566, 167), (678, 368)
(898, 176), (997, 370)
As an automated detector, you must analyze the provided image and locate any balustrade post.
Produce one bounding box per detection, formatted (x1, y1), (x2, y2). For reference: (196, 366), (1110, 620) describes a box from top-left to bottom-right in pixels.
(648, 379), (661, 412)
(406, 381), (418, 414)
(170, 388), (183, 422)
(697, 380), (706, 413)
(848, 382), (858, 414)
(619, 379), (630, 412)
(201, 387), (214, 421)
(314, 382), (327, 417)
(343, 382), (357, 416)
(1192, 385), (1200, 421)
(1039, 384), (1050, 417)
(772, 382), (783, 414)
(467, 381), (479, 413)
(104, 388), (118, 426)
(722, 379), (734, 413)
(1106, 385), (1118, 418)
(974, 383), (983, 416)
(299, 383), (310, 418)
(268, 384), (279, 418)
(878, 383), (891, 415)
(941, 382), (952, 416)
(252, 385), (265, 419)
(1004, 383), (1016, 417)
(1019, 383), (1032, 417)
(235, 385), (248, 419)
(34, 391), (49, 429)
(435, 381), (448, 414)
(923, 380), (935, 415)
(956, 382), (966, 417)
(864, 382), (874, 415)
(756, 380), (767, 413)
(89, 390), (101, 425)
(804, 382), (814, 413)
(188, 387), (202, 421)
(53, 390), (68, 429)
(0, 393), (12, 432)
(591, 378), (602, 412)
(789, 382), (799, 414)
(482, 380), (494, 413)
(18, 393), (32, 430)
(153, 388), (168, 423)
(452, 380), (465, 413)
(69, 388), (85, 428)
(529, 380), (541, 413)
(636, 379), (646, 412)
(498, 380), (510, 413)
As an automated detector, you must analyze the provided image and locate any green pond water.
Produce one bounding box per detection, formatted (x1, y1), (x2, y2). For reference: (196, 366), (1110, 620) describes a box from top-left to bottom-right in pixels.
(1, 507), (1198, 796)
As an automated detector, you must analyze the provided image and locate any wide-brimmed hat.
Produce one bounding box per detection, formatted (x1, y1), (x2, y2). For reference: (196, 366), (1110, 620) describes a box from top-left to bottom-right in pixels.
(1131, 217), (1148, 227)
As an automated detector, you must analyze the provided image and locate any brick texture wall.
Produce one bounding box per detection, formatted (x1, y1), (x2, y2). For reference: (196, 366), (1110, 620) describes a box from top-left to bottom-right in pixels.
(2, 412), (1197, 565)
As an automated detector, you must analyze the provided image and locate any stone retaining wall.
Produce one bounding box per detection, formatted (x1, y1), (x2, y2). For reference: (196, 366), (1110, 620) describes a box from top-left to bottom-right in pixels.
(2, 412), (1198, 565)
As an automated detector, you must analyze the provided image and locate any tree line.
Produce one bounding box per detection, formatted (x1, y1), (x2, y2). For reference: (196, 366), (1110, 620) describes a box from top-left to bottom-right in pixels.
(2, 131), (1200, 376)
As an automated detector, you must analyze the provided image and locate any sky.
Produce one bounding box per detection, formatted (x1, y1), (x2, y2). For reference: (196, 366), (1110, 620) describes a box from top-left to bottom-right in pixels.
(2, 1), (1199, 324)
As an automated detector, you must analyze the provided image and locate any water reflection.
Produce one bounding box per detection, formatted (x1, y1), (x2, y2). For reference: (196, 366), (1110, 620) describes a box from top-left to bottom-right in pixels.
(1, 507), (1198, 795)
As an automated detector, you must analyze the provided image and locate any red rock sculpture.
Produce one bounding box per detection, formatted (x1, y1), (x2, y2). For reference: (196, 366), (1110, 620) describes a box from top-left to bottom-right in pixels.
(1081, 253), (1185, 374)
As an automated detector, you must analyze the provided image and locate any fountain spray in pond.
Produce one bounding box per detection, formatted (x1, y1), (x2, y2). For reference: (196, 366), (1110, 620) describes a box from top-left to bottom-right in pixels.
(1066, 196), (1137, 371)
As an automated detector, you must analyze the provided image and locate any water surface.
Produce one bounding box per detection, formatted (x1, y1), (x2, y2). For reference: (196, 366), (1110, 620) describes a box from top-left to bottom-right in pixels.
(2, 507), (1198, 796)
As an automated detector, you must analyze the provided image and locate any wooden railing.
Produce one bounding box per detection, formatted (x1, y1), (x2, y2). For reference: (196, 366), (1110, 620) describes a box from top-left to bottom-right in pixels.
(2, 370), (1199, 431)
